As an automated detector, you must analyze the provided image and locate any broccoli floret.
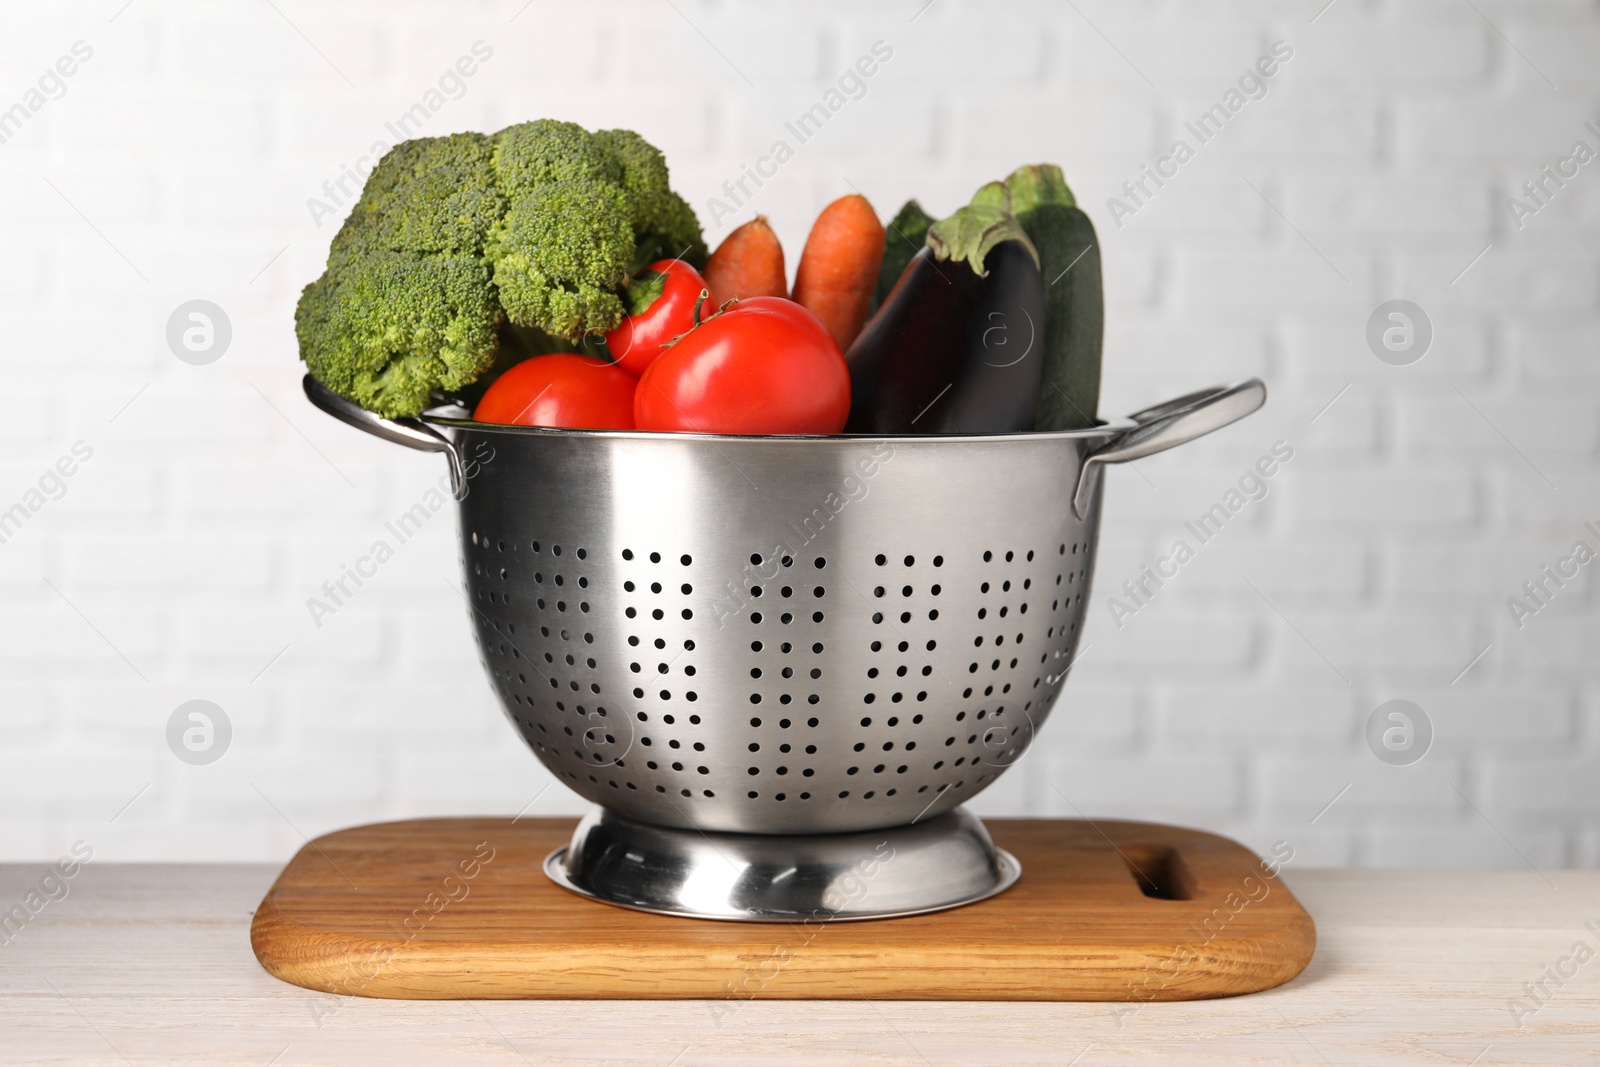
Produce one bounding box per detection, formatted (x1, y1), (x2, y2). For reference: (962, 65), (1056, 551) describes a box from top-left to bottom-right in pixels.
(487, 120), (705, 340)
(634, 189), (709, 272)
(298, 120), (705, 414)
(298, 251), (500, 418)
(299, 133), (505, 417)
(488, 182), (632, 341)
(331, 132), (502, 258)
(492, 119), (620, 191)
(594, 128), (709, 270)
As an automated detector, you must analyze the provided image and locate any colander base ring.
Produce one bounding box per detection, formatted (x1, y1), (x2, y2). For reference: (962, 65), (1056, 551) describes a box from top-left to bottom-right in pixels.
(544, 805), (1020, 922)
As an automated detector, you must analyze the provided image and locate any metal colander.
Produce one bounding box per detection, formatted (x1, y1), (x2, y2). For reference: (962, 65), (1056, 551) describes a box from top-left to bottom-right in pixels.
(307, 375), (1264, 920)
(457, 432), (1095, 835)
(307, 376), (1265, 841)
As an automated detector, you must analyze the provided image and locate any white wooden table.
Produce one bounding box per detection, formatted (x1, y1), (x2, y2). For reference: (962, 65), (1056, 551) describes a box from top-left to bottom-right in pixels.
(0, 864), (1596, 1065)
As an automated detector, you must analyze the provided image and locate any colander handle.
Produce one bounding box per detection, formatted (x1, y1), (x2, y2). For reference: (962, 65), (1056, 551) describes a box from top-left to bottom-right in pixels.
(302, 375), (468, 499)
(1072, 378), (1267, 519)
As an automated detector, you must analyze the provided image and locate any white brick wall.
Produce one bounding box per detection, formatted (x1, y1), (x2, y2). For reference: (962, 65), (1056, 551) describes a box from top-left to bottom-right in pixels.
(1, 0), (1596, 869)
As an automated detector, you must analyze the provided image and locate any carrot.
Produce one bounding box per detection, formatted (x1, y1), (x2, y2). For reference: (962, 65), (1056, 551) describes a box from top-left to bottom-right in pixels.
(704, 216), (787, 302)
(792, 194), (886, 351)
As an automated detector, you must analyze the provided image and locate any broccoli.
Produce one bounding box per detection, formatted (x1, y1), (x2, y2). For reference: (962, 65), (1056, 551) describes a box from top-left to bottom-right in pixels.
(486, 182), (634, 342)
(486, 120), (706, 342)
(297, 250), (502, 418)
(297, 120), (704, 417)
(592, 127), (708, 268)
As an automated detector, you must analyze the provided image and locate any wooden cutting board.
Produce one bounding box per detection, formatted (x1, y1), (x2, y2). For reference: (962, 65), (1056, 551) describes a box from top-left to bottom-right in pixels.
(250, 817), (1314, 1001)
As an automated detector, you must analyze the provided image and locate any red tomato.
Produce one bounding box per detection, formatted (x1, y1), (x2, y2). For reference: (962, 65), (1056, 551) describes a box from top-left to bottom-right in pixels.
(634, 297), (850, 435)
(604, 259), (716, 378)
(474, 354), (637, 430)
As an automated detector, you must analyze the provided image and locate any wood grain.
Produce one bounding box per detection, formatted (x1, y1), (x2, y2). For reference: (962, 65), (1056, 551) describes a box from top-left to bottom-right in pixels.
(249, 817), (1315, 1001)
(9, 864), (1597, 1064)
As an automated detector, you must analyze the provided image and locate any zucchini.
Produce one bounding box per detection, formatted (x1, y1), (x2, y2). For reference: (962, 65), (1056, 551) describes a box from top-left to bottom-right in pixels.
(1006, 165), (1102, 431)
(872, 199), (937, 312)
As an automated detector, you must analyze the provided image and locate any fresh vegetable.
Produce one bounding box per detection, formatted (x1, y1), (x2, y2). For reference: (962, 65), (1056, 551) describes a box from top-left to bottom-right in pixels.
(297, 120), (705, 418)
(970, 180), (1009, 210)
(635, 297), (850, 435)
(872, 199), (936, 312)
(449, 321), (583, 411)
(474, 353), (637, 430)
(792, 194), (886, 351)
(604, 259), (715, 378)
(845, 202), (1044, 435)
(295, 133), (506, 419)
(489, 122), (706, 342)
(704, 216), (787, 301)
(1006, 164), (1102, 431)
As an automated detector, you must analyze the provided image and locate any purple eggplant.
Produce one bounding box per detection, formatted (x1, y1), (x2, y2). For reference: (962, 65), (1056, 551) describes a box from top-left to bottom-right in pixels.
(844, 204), (1044, 435)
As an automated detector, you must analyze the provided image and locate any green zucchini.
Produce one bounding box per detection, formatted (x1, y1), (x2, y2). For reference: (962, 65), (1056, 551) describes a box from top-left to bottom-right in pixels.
(872, 199), (937, 312)
(1005, 164), (1102, 431)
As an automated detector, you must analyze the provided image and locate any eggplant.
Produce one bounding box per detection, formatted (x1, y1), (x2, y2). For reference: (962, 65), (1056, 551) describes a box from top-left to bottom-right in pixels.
(845, 204), (1044, 435)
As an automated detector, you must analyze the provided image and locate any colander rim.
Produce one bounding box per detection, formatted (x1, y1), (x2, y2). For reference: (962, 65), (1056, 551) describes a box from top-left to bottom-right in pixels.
(418, 409), (1140, 445)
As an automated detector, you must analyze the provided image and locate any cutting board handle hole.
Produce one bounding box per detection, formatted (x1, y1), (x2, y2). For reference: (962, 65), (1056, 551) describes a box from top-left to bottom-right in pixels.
(1120, 845), (1196, 901)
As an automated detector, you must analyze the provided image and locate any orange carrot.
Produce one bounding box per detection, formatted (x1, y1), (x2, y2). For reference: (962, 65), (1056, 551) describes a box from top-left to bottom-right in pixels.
(704, 216), (788, 302)
(792, 194), (886, 351)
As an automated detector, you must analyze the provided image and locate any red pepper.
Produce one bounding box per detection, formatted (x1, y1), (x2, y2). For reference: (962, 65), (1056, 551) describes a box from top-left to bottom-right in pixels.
(604, 259), (715, 378)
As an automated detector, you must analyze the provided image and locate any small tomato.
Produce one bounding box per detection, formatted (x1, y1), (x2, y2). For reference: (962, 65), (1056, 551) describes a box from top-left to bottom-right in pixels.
(474, 353), (637, 430)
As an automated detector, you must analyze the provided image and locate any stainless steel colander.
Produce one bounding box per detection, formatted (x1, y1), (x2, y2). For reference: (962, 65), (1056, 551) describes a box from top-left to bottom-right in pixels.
(306, 375), (1265, 919)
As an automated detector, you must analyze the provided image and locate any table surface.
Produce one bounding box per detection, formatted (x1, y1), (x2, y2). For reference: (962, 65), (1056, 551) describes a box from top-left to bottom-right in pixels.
(1, 862), (1597, 1066)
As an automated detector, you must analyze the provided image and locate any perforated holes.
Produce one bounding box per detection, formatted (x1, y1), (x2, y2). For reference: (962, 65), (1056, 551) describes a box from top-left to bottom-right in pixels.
(498, 532), (1082, 817)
